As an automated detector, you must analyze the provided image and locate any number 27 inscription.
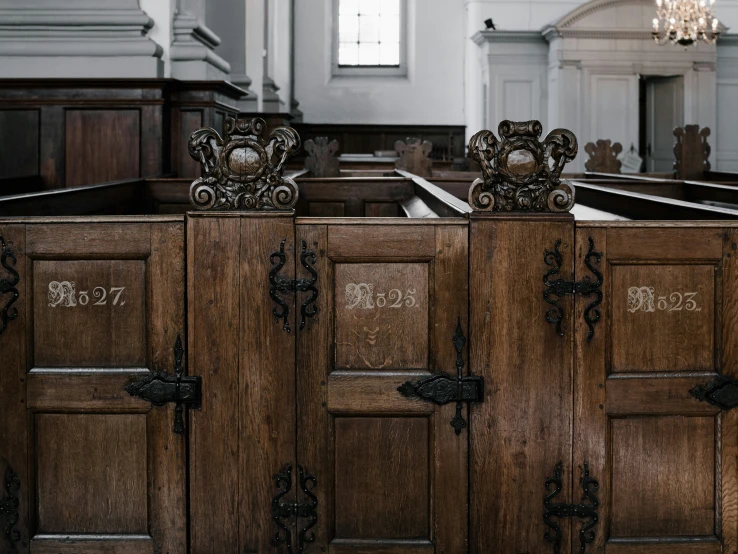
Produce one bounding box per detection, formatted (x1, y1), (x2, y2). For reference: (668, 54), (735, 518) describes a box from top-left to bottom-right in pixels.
(48, 281), (126, 308)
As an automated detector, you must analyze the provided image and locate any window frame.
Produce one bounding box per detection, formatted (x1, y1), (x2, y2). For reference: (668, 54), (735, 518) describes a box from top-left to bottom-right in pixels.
(332, 0), (408, 78)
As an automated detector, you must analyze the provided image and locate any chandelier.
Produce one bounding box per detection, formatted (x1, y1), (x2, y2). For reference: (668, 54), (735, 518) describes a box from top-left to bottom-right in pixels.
(652, 0), (721, 46)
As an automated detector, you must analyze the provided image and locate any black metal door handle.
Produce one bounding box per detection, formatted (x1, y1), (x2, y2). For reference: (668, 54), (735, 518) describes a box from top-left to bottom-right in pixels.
(690, 376), (738, 410)
(397, 318), (484, 435)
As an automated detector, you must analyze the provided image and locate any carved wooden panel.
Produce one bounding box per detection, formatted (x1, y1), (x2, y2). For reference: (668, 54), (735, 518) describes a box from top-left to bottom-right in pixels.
(0, 221), (187, 553)
(584, 139), (623, 173)
(674, 125), (711, 180)
(298, 222), (469, 553)
(574, 224), (735, 553)
(65, 110), (141, 187)
(0, 110), (39, 180)
(33, 260), (146, 368)
(304, 137), (340, 178)
(335, 263), (428, 370)
(395, 137), (433, 178)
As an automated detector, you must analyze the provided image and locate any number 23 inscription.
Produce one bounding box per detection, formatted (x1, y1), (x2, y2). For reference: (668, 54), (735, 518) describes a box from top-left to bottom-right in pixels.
(628, 287), (700, 313)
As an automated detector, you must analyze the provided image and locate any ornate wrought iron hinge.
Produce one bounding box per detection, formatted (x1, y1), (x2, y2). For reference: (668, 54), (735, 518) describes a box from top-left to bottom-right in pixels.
(0, 236), (20, 337)
(272, 464), (318, 554)
(269, 239), (319, 333)
(0, 464), (20, 552)
(544, 461), (599, 554)
(398, 318), (484, 435)
(544, 237), (603, 341)
(690, 375), (738, 410)
(124, 335), (201, 435)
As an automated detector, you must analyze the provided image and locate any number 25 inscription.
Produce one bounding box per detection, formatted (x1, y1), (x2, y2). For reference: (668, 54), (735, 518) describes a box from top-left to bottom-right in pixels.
(345, 283), (418, 310)
(48, 281), (127, 308)
(627, 286), (700, 313)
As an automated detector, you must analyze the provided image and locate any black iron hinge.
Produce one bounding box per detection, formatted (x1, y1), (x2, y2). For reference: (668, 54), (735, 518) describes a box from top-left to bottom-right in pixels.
(544, 461), (599, 554)
(124, 335), (201, 435)
(269, 239), (319, 333)
(272, 464), (318, 554)
(398, 318), (484, 435)
(0, 236), (20, 337)
(690, 375), (738, 410)
(544, 237), (603, 341)
(0, 463), (20, 552)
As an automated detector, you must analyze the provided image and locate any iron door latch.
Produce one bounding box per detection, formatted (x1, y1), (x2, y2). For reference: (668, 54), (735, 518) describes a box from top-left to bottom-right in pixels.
(0, 463), (20, 552)
(124, 335), (201, 435)
(544, 237), (603, 341)
(273, 464), (318, 554)
(544, 461), (599, 554)
(690, 375), (738, 410)
(398, 318), (484, 435)
(269, 239), (319, 333)
(0, 236), (19, 337)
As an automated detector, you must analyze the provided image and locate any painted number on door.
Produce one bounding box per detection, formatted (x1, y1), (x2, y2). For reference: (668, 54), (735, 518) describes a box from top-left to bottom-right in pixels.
(48, 281), (127, 308)
(628, 286), (700, 313)
(345, 283), (419, 310)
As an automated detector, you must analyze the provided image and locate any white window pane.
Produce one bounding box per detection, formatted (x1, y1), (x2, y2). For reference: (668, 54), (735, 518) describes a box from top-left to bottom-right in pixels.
(379, 0), (400, 15)
(359, 15), (380, 42)
(339, 42), (359, 65)
(379, 42), (400, 65)
(339, 15), (359, 42)
(379, 14), (400, 43)
(339, 0), (359, 15)
(359, 0), (378, 16)
(358, 42), (380, 65)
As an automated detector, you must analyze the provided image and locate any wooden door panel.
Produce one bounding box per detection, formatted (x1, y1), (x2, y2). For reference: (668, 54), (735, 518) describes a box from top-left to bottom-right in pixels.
(574, 224), (733, 552)
(0, 221), (186, 554)
(297, 221), (469, 554)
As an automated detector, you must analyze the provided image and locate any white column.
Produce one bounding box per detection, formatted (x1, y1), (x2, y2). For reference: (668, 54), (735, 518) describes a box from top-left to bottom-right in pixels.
(0, 0), (163, 78)
(170, 0), (230, 80)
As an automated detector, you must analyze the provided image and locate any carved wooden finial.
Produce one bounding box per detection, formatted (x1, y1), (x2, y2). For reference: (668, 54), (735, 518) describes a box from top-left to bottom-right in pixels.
(467, 120), (577, 213)
(188, 117), (301, 211)
(304, 137), (340, 178)
(674, 125), (711, 180)
(584, 140), (622, 174)
(395, 137), (433, 178)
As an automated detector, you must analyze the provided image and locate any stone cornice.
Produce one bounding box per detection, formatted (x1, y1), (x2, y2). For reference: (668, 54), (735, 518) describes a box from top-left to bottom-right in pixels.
(170, 10), (230, 75)
(472, 30), (546, 46)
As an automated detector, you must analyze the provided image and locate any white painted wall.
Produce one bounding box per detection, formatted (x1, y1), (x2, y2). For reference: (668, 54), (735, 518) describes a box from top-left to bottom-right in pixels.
(293, 0), (465, 125)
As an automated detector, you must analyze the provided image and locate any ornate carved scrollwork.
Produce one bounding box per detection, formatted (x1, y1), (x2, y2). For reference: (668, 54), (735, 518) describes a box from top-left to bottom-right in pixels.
(467, 120), (577, 213)
(272, 464), (318, 554)
(544, 237), (603, 341)
(304, 137), (340, 178)
(690, 375), (738, 410)
(544, 461), (599, 554)
(584, 140), (622, 174)
(395, 137), (433, 178)
(269, 239), (319, 334)
(124, 335), (201, 435)
(0, 463), (20, 552)
(188, 117), (301, 211)
(0, 236), (19, 337)
(398, 318), (484, 434)
(674, 125), (711, 180)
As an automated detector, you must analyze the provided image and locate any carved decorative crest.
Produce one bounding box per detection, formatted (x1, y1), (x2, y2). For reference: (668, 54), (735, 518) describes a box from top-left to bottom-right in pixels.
(674, 125), (711, 180)
(304, 137), (340, 178)
(395, 137), (433, 178)
(188, 117), (301, 211)
(584, 140), (622, 174)
(467, 121), (577, 213)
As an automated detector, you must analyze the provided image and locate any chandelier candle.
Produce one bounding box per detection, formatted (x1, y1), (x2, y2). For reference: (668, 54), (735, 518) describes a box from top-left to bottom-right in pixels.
(653, 0), (721, 46)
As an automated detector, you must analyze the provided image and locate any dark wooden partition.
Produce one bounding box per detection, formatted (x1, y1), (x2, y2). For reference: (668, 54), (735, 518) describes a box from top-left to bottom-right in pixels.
(0, 79), (244, 189)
